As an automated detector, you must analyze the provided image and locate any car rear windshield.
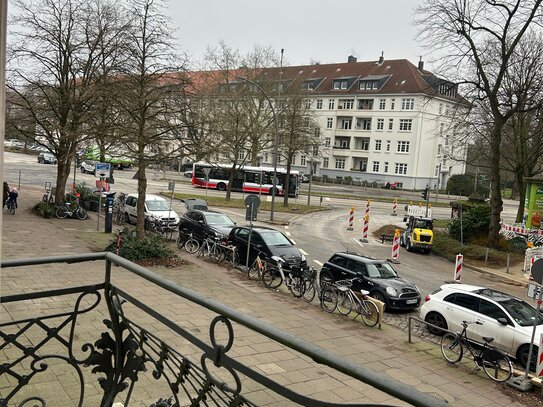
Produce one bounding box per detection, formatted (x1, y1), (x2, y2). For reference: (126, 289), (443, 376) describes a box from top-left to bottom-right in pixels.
(366, 263), (398, 279)
(260, 231), (292, 247)
(206, 214), (234, 226)
(498, 298), (543, 327)
(146, 200), (170, 211)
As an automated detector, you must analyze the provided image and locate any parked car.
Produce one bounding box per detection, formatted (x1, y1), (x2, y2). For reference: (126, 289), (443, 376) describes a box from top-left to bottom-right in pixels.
(178, 209), (236, 242)
(184, 170), (193, 178)
(124, 194), (180, 226)
(320, 252), (421, 310)
(181, 198), (208, 211)
(228, 226), (307, 272)
(80, 160), (96, 175)
(299, 173), (310, 183)
(37, 152), (57, 164)
(420, 283), (541, 368)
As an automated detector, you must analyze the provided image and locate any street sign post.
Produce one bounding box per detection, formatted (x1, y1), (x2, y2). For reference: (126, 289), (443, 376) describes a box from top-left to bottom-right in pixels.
(528, 283), (542, 300)
(203, 168), (211, 197)
(244, 194), (261, 270)
(95, 162), (111, 179)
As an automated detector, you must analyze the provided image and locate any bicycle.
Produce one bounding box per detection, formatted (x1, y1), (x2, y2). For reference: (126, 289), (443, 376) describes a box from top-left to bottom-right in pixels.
(5, 197), (16, 215)
(320, 278), (380, 327)
(261, 257), (305, 298)
(145, 216), (176, 241)
(440, 320), (513, 383)
(219, 241), (239, 267)
(196, 235), (224, 262)
(301, 267), (323, 303)
(56, 201), (88, 220)
(182, 233), (200, 254)
(113, 193), (126, 225)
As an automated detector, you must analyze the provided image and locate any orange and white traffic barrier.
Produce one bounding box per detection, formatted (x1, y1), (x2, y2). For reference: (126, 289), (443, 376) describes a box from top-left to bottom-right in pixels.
(391, 198), (397, 216)
(364, 200), (371, 218)
(347, 206), (355, 230)
(360, 214), (369, 243)
(454, 253), (463, 282)
(390, 229), (401, 263)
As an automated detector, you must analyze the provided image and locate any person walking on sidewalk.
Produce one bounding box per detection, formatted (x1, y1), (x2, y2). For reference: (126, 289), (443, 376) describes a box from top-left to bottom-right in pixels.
(7, 187), (18, 210)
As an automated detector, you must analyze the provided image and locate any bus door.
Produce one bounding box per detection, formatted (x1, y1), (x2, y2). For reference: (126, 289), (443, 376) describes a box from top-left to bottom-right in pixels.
(231, 169), (244, 191)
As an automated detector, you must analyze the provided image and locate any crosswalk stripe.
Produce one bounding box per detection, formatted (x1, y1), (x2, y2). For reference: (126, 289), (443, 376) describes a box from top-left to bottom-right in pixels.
(313, 260), (323, 266)
(299, 248), (308, 256)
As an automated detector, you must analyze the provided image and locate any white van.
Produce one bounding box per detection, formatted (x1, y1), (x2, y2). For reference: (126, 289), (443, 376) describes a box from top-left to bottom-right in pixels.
(124, 194), (180, 226)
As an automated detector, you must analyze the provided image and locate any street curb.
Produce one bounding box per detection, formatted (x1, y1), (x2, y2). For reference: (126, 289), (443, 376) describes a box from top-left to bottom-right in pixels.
(464, 263), (528, 288)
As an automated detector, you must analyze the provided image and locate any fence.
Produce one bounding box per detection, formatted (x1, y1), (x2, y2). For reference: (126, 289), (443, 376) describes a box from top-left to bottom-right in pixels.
(0, 253), (447, 407)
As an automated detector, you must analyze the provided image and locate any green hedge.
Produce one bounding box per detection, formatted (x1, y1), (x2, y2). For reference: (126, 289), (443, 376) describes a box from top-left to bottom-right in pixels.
(105, 228), (178, 262)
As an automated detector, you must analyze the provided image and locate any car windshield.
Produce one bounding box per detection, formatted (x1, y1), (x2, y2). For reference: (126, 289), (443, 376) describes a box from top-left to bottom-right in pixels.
(146, 200), (170, 211)
(366, 263), (398, 279)
(498, 298), (543, 327)
(260, 231), (292, 246)
(205, 213), (234, 226)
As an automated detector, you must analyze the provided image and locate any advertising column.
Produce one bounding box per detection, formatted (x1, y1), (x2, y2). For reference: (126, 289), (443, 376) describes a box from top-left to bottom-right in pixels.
(525, 178), (543, 229)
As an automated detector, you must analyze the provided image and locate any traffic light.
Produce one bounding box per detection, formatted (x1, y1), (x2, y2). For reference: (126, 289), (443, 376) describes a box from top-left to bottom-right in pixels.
(421, 187), (429, 201)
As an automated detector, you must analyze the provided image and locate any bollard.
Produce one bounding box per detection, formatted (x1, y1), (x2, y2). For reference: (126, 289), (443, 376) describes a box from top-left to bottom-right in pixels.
(364, 200), (371, 218)
(347, 207), (355, 231)
(506, 253), (510, 274)
(115, 234), (122, 255)
(454, 253), (463, 282)
(360, 214), (369, 243)
(391, 198), (398, 216)
(389, 229), (401, 264)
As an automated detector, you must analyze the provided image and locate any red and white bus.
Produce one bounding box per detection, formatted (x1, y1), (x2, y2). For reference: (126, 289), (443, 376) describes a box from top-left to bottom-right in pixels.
(191, 162), (300, 197)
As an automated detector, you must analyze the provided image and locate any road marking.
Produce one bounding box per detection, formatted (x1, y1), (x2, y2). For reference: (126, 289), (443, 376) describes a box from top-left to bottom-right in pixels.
(285, 231), (291, 236)
(299, 248), (308, 256)
(353, 237), (364, 247)
(285, 225), (289, 230)
(313, 260), (323, 266)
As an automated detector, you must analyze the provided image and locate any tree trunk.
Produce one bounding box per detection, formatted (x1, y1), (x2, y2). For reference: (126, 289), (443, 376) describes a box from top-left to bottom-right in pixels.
(55, 158), (71, 204)
(283, 160), (291, 207)
(136, 160), (147, 240)
(515, 171), (526, 223)
(510, 178), (519, 200)
(488, 125), (504, 247)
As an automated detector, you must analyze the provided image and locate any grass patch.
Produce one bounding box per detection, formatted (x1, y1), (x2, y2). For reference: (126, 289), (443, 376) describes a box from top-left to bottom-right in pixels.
(165, 192), (331, 215)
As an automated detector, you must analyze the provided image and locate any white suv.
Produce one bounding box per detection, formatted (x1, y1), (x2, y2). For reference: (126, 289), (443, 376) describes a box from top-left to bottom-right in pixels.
(124, 194), (180, 226)
(420, 283), (542, 369)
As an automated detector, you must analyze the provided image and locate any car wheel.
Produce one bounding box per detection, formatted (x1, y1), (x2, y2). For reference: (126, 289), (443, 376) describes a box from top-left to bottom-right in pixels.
(371, 291), (388, 309)
(424, 312), (448, 335)
(217, 183), (226, 191)
(517, 344), (538, 371)
(399, 235), (405, 247)
(406, 238), (413, 252)
(80, 167), (86, 173)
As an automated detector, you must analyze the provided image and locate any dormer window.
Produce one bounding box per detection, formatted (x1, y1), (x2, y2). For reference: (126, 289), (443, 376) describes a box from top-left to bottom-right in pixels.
(333, 80), (349, 90)
(359, 81), (379, 90)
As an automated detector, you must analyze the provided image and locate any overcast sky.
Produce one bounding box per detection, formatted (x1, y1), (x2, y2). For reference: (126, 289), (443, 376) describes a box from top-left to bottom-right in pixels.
(166, 0), (428, 69)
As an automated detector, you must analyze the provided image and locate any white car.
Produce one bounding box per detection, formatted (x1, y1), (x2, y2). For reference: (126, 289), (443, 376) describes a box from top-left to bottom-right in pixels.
(80, 160), (96, 175)
(420, 283), (542, 369)
(123, 194), (180, 226)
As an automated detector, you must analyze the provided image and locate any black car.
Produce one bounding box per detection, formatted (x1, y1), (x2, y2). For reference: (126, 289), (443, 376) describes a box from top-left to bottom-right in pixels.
(320, 252), (421, 310)
(178, 209), (236, 242)
(182, 198), (208, 211)
(228, 226), (307, 272)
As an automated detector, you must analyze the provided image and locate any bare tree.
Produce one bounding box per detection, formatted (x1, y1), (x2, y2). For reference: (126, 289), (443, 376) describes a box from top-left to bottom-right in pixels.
(416, 0), (543, 246)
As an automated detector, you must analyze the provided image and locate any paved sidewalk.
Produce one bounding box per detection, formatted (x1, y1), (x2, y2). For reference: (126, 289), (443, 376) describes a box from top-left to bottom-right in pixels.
(0, 186), (532, 406)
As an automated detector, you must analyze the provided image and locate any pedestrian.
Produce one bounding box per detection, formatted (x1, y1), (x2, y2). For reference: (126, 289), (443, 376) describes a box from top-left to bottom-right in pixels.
(8, 187), (18, 209)
(3, 182), (9, 207)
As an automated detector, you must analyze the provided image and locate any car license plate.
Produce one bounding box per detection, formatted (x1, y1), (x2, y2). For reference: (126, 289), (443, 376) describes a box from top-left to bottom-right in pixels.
(406, 299), (418, 304)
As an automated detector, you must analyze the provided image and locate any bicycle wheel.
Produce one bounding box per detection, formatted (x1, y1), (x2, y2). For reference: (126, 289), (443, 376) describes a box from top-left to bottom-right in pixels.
(209, 245), (223, 262)
(162, 228), (174, 242)
(76, 208), (88, 220)
(177, 233), (187, 249)
(441, 334), (463, 364)
(247, 261), (261, 279)
(184, 238), (200, 254)
(56, 206), (69, 219)
(336, 290), (353, 316)
(288, 275), (304, 298)
(359, 300), (379, 327)
(302, 279), (316, 303)
(230, 249), (239, 267)
(261, 266), (282, 289)
(321, 287), (338, 313)
(480, 349), (512, 383)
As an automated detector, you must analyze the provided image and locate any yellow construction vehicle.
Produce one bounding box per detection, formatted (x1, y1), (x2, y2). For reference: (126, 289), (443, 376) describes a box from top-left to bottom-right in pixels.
(400, 205), (434, 254)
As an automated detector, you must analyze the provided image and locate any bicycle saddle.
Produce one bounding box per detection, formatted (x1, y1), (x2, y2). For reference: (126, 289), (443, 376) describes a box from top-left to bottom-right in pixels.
(482, 336), (494, 343)
(359, 289), (370, 296)
(337, 285), (350, 292)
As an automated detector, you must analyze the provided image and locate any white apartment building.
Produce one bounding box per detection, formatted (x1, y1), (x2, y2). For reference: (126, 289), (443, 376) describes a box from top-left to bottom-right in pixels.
(259, 56), (468, 190)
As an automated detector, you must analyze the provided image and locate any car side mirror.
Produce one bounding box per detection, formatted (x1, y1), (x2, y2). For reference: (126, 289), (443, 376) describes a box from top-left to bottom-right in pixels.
(497, 317), (508, 326)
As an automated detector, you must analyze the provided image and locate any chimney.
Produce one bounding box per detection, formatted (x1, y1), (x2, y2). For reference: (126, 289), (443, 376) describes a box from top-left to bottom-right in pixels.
(378, 51), (384, 64)
(418, 56), (424, 71)
(348, 55), (357, 63)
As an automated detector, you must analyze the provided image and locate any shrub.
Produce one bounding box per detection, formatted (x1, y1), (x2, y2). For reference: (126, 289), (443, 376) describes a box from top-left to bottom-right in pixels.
(448, 204), (491, 242)
(447, 174), (474, 196)
(32, 201), (55, 218)
(105, 228), (178, 262)
(344, 176), (353, 183)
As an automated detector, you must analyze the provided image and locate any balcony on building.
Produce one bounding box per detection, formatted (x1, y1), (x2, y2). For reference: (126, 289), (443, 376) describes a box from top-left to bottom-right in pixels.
(352, 136), (370, 152)
(333, 136), (351, 150)
(351, 158), (368, 172)
(357, 99), (374, 110)
(336, 116), (353, 131)
(355, 117), (372, 131)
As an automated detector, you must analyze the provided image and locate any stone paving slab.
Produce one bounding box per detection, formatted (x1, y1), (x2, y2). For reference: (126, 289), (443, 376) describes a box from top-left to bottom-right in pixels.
(0, 186), (532, 406)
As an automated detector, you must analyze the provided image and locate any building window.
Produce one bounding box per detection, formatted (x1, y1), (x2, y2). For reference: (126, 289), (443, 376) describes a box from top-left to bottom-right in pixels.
(356, 118), (371, 130)
(340, 139), (349, 148)
(390, 98), (395, 110)
(401, 98), (414, 110)
(386, 140), (391, 152)
(395, 163), (408, 175)
(316, 99), (323, 109)
(328, 99), (335, 109)
(341, 119), (352, 129)
(339, 99), (354, 109)
(357, 99), (374, 110)
(384, 162), (389, 173)
(302, 117), (310, 127)
(440, 122), (444, 135)
(379, 99), (386, 110)
(445, 135), (449, 146)
(376, 118), (384, 130)
(375, 140), (382, 151)
(315, 128), (320, 137)
(361, 139), (369, 150)
(301, 155), (306, 166)
(437, 144), (442, 155)
(397, 141), (410, 153)
(439, 103), (443, 114)
(399, 119), (412, 131)
(435, 165), (439, 176)
(305, 100), (311, 109)
(264, 153), (269, 162)
(323, 157), (329, 168)
(333, 80), (349, 90)
(360, 81), (379, 90)
(312, 146), (319, 155)
(307, 82), (314, 90)
(335, 158), (346, 169)
(372, 161), (380, 172)
(325, 137), (331, 147)
(291, 155), (296, 165)
(388, 119), (393, 130)
(327, 118), (333, 128)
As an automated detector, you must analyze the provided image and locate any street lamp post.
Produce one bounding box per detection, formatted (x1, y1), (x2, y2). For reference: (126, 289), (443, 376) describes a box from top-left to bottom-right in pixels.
(235, 76), (280, 222)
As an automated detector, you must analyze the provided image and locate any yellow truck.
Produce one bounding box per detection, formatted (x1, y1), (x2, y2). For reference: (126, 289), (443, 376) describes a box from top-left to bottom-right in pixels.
(400, 205), (434, 254)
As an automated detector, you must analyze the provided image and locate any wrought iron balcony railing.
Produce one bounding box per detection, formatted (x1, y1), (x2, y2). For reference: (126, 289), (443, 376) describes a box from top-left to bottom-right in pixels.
(0, 253), (447, 407)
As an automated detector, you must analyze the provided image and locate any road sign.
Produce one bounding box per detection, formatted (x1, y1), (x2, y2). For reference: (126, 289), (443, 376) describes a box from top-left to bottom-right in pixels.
(528, 283), (542, 300)
(532, 258), (543, 284)
(203, 168), (211, 178)
(168, 180), (175, 192)
(95, 162), (111, 178)
(244, 194), (261, 209)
